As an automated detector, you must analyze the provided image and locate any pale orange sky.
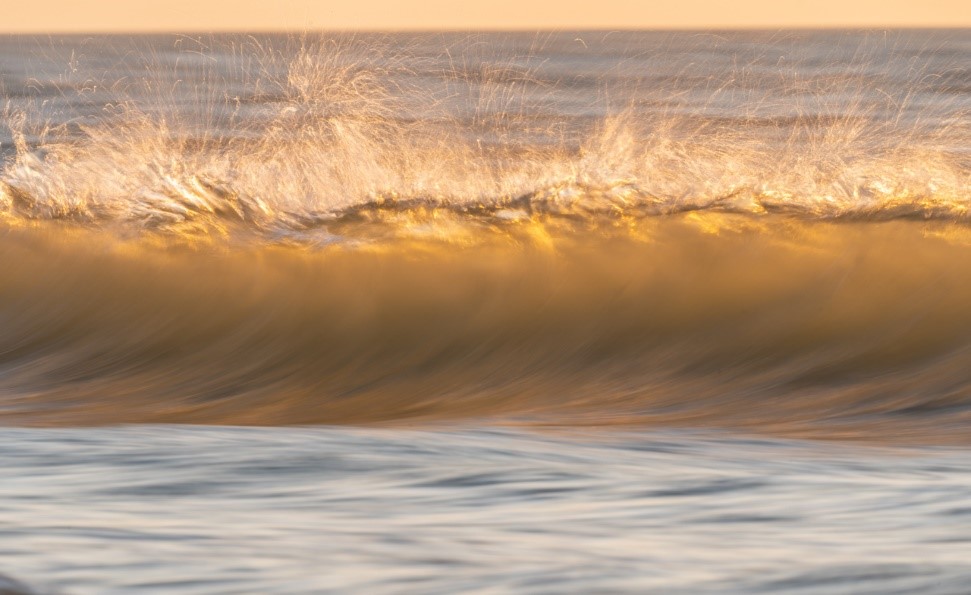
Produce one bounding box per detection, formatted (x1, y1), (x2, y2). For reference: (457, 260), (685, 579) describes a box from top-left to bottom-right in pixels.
(3, 0), (969, 32)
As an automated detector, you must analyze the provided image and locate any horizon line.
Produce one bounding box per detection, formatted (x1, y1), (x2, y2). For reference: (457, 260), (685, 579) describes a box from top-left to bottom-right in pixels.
(1, 25), (969, 35)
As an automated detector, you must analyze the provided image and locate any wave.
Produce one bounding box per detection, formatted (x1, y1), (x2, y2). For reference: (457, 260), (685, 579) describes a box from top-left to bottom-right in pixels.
(1, 35), (970, 441)
(3, 214), (971, 442)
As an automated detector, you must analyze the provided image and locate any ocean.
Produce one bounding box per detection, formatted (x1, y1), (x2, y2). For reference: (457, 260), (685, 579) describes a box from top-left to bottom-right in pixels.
(0, 30), (969, 593)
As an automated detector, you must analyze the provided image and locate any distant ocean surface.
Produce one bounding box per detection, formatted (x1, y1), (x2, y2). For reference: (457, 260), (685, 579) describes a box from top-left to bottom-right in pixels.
(0, 30), (970, 593)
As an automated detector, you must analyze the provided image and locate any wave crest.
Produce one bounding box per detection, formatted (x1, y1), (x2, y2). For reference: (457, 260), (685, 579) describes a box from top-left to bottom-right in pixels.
(1, 36), (967, 242)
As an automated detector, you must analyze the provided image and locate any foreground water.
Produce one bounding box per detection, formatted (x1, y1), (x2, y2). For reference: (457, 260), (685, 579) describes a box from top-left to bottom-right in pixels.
(1, 30), (970, 593)
(1, 427), (970, 594)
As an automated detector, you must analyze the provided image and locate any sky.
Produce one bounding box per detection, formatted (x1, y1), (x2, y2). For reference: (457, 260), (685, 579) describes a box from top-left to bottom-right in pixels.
(2, 0), (969, 32)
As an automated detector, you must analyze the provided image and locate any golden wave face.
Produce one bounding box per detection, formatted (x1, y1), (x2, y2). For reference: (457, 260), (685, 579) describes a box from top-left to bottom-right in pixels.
(2, 214), (970, 443)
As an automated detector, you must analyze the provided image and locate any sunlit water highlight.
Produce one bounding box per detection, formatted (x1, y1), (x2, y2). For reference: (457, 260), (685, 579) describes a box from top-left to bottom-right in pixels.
(1, 30), (970, 593)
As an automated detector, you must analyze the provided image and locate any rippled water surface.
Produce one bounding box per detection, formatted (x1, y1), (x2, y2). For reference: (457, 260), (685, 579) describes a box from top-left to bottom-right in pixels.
(2, 427), (971, 594)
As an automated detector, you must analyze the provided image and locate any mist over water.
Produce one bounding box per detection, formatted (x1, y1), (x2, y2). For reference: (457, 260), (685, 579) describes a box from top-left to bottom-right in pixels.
(1, 30), (970, 593)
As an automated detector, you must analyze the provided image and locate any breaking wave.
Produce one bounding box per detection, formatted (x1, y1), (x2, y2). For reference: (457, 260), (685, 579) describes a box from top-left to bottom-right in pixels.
(1, 34), (970, 441)
(1, 35), (968, 241)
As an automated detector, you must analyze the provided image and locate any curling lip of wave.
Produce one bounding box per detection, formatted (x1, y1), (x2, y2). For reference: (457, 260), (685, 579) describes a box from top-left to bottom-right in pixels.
(2, 172), (971, 242)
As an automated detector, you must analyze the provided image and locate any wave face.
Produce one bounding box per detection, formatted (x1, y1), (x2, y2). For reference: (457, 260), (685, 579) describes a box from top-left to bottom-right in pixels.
(1, 31), (970, 440)
(5, 217), (971, 440)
